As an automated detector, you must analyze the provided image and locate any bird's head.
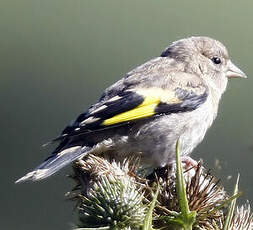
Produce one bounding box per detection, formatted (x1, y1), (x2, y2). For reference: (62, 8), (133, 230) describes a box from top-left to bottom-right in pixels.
(161, 36), (246, 93)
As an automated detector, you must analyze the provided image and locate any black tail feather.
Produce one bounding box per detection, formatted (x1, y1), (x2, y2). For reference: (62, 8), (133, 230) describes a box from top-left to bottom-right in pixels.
(15, 146), (91, 183)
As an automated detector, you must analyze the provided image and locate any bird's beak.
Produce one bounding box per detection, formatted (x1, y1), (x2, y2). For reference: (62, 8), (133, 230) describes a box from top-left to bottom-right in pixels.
(226, 60), (247, 79)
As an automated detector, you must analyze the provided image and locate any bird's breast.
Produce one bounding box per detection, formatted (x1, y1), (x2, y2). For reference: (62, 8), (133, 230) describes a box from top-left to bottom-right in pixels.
(125, 95), (217, 167)
(179, 97), (216, 156)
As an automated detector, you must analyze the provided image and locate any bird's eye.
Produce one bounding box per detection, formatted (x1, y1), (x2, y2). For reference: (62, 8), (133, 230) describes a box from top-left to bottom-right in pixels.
(211, 57), (222, 64)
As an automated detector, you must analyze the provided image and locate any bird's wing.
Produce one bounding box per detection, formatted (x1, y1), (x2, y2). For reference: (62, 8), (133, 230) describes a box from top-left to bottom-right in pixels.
(53, 71), (208, 142)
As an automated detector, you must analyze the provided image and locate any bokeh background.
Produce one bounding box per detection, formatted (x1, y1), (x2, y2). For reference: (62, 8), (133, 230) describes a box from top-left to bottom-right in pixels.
(1, 0), (253, 229)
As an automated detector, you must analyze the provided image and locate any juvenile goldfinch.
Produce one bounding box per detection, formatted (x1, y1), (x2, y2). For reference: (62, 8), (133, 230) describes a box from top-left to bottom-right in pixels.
(16, 36), (246, 183)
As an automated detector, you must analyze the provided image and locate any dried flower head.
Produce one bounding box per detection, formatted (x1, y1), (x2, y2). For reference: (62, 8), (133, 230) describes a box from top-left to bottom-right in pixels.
(230, 202), (253, 230)
(148, 163), (227, 230)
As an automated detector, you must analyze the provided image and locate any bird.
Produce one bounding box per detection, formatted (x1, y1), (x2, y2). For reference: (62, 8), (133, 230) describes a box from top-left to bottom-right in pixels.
(16, 36), (246, 183)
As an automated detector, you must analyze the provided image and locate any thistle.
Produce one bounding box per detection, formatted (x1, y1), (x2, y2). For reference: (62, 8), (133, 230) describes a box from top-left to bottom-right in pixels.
(148, 163), (227, 230)
(67, 151), (252, 230)
(68, 155), (146, 230)
(230, 203), (253, 230)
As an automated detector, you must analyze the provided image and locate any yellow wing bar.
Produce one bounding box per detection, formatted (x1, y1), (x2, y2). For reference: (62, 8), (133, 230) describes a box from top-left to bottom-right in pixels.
(103, 88), (181, 126)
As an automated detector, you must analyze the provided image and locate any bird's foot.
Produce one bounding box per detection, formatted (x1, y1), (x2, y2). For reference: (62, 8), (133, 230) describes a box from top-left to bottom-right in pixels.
(181, 156), (198, 170)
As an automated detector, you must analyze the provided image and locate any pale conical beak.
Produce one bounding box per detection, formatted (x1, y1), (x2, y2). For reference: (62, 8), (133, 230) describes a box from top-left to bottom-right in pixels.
(226, 60), (247, 78)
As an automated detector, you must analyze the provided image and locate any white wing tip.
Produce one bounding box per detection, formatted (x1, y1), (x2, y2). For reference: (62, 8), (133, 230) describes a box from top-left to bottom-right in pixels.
(15, 169), (50, 183)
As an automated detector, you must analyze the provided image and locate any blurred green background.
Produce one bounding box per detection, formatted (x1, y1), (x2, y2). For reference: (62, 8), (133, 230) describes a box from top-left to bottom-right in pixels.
(1, 0), (252, 229)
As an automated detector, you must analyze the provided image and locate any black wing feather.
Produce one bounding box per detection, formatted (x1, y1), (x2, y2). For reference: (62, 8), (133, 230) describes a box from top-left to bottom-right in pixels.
(53, 91), (144, 141)
(155, 88), (208, 114)
(87, 91), (144, 119)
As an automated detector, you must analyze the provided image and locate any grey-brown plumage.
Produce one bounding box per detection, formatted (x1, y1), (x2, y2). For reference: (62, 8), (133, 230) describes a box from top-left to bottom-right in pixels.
(16, 36), (246, 183)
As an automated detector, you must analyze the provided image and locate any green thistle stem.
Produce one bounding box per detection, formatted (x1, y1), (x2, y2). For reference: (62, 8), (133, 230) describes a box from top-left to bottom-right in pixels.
(223, 174), (240, 230)
(175, 138), (196, 230)
(143, 186), (159, 230)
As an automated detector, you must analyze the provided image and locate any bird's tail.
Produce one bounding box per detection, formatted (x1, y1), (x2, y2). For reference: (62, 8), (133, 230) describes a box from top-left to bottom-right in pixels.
(15, 146), (91, 183)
